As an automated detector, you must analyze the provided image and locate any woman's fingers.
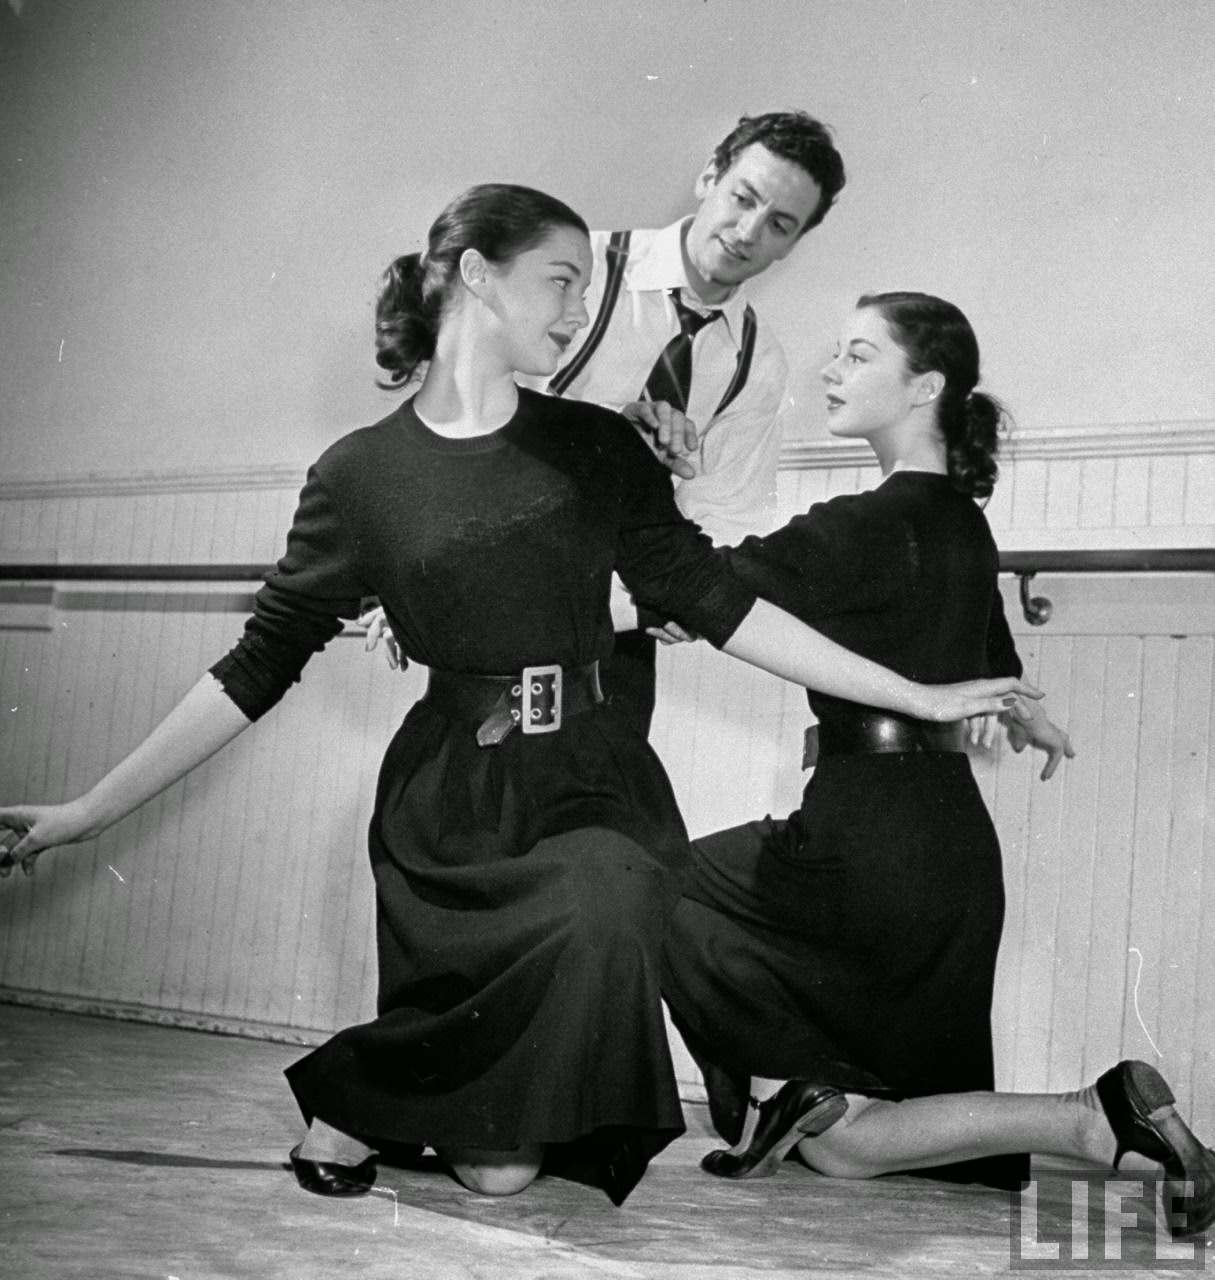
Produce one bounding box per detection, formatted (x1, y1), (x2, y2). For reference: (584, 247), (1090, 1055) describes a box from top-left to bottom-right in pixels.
(1038, 728), (1076, 781)
(1007, 679), (1044, 700)
(0, 811), (39, 877)
(934, 678), (1044, 720)
(965, 713), (999, 750)
(359, 608), (401, 669)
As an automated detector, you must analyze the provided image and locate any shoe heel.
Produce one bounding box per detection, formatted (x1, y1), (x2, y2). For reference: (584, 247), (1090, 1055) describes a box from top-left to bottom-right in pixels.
(1123, 1060), (1176, 1113)
(797, 1092), (849, 1140)
(750, 1093), (850, 1179)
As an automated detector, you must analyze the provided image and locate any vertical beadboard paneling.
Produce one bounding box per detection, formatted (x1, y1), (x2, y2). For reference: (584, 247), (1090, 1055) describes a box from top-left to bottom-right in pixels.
(1079, 637), (1142, 1079)
(1121, 637), (1180, 1065)
(1113, 455), (1152, 529)
(1158, 639), (1212, 1116)
(1078, 457), (1117, 528)
(1043, 457), (1082, 531)
(1185, 454), (1215, 525)
(1009, 457), (1048, 529)
(1148, 455), (1187, 527)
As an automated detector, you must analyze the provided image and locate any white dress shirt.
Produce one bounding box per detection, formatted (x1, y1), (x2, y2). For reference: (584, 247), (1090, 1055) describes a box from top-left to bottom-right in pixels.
(550, 220), (789, 547)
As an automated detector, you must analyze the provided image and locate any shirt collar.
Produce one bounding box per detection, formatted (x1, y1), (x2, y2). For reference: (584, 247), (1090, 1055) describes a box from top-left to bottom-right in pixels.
(625, 218), (750, 341)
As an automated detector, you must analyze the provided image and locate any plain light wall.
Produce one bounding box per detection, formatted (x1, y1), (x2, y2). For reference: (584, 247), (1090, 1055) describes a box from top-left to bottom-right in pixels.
(2, 0), (1213, 481)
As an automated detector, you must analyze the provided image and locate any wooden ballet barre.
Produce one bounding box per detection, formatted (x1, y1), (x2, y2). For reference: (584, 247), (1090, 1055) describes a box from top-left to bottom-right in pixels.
(0, 564), (275, 581)
(1001, 548), (1215, 625)
(1, 549), (1212, 626)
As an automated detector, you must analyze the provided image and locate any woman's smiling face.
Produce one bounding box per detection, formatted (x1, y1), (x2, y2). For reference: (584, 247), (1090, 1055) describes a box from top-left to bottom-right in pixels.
(480, 225), (592, 377)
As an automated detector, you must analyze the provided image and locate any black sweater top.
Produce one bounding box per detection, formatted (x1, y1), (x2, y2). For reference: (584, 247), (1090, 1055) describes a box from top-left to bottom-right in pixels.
(212, 388), (756, 720)
(726, 470), (1021, 727)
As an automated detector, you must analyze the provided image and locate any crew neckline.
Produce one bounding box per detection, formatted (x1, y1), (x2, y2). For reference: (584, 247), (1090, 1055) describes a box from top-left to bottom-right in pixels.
(400, 387), (531, 453)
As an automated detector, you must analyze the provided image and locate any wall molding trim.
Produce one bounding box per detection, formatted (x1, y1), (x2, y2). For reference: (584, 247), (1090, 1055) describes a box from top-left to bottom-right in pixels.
(0, 463), (309, 501)
(0, 986), (330, 1048)
(1, 421), (1212, 500)
(780, 419), (1215, 471)
(0, 987), (713, 1104)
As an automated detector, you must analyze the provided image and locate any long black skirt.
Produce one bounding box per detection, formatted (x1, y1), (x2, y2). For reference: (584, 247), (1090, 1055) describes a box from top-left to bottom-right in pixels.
(663, 750), (1028, 1188)
(286, 699), (692, 1199)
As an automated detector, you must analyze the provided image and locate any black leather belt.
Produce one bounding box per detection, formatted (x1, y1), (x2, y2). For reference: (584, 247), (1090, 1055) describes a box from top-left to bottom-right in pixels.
(813, 711), (966, 759)
(423, 662), (604, 747)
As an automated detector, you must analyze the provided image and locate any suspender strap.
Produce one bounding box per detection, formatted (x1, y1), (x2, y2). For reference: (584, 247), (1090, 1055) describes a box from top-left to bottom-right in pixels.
(549, 230), (631, 396)
(714, 303), (757, 416)
(551, 231), (758, 419)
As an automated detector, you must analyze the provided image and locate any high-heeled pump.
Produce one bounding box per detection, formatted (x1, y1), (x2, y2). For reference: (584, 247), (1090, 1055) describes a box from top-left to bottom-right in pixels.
(701, 1080), (847, 1180)
(1096, 1060), (1215, 1239)
(289, 1143), (378, 1196)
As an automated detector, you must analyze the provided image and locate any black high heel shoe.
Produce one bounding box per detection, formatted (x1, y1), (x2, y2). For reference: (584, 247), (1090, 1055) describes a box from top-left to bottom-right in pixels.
(1096, 1060), (1215, 1239)
(701, 1081), (847, 1180)
(289, 1143), (378, 1197)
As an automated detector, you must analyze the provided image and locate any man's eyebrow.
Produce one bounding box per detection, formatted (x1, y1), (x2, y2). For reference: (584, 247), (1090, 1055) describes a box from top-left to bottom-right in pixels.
(737, 179), (799, 224)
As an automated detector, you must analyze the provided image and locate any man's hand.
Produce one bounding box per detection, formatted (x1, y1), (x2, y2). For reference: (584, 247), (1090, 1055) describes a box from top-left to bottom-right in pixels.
(621, 400), (699, 479)
(358, 605), (404, 671)
(1004, 696), (1075, 781)
(645, 620), (698, 646)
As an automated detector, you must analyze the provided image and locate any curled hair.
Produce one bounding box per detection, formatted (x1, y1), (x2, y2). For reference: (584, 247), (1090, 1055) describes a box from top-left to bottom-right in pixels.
(710, 110), (846, 234)
(375, 183), (588, 388)
(856, 291), (1009, 499)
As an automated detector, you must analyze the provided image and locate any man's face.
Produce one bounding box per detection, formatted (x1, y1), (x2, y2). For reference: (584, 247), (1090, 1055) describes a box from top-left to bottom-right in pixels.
(683, 143), (823, 296)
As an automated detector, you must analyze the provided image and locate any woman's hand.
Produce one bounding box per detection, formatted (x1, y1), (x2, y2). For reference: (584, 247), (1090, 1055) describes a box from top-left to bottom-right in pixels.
(358, 605), (404, 671)
(965, 712), (1001, 751)
(0, 800), (97, 879)
(646, 620), (698, 646)
(1004, 696), (1075, 780)
(915, 677), (1043, 724)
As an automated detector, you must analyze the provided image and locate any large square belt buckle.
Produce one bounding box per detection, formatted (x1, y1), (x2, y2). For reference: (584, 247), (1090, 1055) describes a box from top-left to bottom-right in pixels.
(520, 664), (562, 734)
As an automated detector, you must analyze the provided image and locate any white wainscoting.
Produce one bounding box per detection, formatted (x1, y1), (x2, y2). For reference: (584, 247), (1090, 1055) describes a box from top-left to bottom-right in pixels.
(1, 421), (1212, 1131)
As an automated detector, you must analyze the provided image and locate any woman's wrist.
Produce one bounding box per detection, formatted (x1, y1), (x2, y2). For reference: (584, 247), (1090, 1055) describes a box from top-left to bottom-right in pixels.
(897, 676), (934, 721)
(69, 791), (116, 843)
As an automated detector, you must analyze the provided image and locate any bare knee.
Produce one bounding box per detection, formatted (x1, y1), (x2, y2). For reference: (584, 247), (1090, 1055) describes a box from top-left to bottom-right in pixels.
(796, 1095), (888, 1180)
(440, 1145), (544, 1197)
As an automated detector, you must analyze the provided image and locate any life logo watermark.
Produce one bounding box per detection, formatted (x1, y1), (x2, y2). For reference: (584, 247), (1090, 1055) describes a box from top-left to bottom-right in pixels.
(1010, 1167), (1209, 1270)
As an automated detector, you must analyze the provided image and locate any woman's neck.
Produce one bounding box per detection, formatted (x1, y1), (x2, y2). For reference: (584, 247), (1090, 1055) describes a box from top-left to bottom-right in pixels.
(413, 321), (518, 437)
(869, 416), (947, 478)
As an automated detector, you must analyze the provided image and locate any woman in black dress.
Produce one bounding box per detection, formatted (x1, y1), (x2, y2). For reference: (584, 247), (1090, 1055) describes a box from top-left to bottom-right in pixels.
(0, 198), (1034, 1207)
(663, 292), (1214, 1237)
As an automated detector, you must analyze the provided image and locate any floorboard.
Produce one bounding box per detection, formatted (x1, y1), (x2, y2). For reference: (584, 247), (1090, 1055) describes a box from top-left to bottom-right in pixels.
(0, 1004), (1188, 1279)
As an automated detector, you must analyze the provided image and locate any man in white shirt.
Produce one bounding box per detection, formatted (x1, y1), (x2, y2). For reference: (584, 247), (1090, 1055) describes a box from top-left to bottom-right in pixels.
(553, 110), (846, 734)
(365, 110), (846, 735)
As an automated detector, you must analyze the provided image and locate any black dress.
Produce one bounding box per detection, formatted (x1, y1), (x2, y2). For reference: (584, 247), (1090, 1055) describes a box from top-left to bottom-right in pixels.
(662, 470), (1028, 1187)
(210, 388), (755, 1200)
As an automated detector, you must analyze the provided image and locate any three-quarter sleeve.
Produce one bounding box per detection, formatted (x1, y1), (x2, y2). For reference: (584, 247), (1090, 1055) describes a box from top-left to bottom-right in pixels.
(985, 580), (1023, 678)
(612, 425), (755, 648)
(210, 465), (370, 720)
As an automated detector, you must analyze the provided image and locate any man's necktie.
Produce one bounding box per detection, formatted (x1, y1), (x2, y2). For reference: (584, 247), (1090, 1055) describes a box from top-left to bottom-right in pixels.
(641, 289), (720, 414)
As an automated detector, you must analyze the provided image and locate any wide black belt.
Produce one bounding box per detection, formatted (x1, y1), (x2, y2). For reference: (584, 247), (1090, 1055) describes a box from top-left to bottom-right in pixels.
(811, 711), (966, 761)
(423, 662), (604, 747)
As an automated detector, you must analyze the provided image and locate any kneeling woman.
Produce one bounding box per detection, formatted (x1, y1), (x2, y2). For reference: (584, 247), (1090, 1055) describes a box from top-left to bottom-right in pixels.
(664, 292), (1214, 1238)
(0, 200), (1030, 1208)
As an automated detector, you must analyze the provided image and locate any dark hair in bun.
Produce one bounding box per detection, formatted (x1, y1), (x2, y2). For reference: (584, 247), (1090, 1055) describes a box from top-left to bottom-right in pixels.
(857, 291), (1009, 499)
(375, 183), (588, 388)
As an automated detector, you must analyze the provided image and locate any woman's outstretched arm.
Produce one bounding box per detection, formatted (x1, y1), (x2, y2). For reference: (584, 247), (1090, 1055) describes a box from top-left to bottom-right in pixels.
(721, 598), (1040, 723)
(0, 674), (250, 877)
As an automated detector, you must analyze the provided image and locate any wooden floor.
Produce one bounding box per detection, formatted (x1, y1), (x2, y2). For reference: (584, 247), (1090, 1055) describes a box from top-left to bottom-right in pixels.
(0, 1004), (1188, 1280)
